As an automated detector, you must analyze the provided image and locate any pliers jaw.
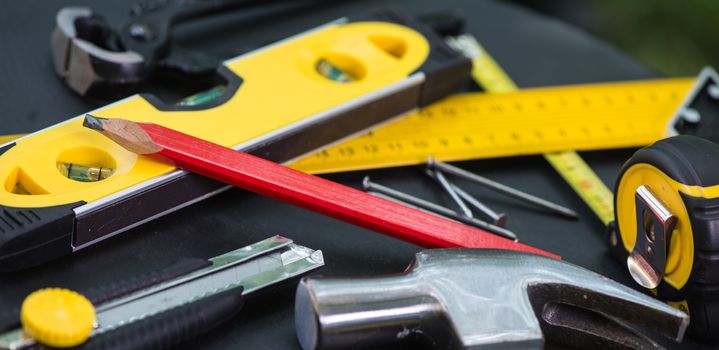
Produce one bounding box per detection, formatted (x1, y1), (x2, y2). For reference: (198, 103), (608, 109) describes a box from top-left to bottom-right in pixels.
(51, 7), (145, 98)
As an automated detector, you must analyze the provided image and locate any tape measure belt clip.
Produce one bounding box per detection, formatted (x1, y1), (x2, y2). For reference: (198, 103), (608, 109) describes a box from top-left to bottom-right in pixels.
(626, 184), (677, 289)
(613, 135), (719, 338)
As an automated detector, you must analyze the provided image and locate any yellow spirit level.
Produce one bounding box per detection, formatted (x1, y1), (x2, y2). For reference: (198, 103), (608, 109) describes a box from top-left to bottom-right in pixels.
(0, 10), (470, 271)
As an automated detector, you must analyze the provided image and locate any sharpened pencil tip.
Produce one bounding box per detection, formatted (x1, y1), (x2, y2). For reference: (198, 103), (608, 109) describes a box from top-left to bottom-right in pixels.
(83, 114), (107, 131)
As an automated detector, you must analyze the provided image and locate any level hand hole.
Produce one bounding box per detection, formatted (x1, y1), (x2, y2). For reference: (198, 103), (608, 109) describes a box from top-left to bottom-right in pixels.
(368, 35), (407, 59)
(4, 167), (49, 195)
(316, 54), (366, 83)
(56, 147), (117, 182)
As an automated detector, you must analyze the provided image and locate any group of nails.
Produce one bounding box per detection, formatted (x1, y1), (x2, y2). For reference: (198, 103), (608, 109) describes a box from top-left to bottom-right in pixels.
(362, 157), (579, 241)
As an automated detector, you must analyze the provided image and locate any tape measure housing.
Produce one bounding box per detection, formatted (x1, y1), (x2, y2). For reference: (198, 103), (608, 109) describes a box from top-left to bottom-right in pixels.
(613, 135), (719, 339)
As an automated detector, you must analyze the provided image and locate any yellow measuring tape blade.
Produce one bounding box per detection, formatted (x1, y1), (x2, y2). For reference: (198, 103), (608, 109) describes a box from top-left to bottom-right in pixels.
(291, 35), (693, 225)
(543, 151), (616, 224)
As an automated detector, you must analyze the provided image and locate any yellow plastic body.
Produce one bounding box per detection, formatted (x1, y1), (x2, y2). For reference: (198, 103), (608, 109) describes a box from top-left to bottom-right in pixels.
(613, 163), (719, 289)
(20, 288), (95, 348)
(0, 21), (429, 208)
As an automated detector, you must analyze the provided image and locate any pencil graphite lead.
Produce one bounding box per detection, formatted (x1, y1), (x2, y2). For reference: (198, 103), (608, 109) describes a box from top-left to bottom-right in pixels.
(82, 116), (162, 155)
(82, 114), (107, 131)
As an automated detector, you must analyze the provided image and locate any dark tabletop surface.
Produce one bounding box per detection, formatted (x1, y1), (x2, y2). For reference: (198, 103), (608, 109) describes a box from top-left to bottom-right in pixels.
(0, 0), (712, 349)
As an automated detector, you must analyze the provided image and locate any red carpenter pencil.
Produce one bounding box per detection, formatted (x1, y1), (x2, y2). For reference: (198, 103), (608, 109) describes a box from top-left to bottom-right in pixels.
(83, 115), (559, 258)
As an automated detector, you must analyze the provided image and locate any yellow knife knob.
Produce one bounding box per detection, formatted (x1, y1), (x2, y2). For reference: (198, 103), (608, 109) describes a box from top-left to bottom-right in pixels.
(20, 288), (95, 347)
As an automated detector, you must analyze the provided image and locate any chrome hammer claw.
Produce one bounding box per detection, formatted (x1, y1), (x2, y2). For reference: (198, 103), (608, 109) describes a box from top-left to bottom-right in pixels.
(294, 250), (688, 349)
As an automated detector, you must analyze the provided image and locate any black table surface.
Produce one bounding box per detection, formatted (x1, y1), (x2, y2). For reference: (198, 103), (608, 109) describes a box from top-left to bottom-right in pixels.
(0, 0), (712, 349)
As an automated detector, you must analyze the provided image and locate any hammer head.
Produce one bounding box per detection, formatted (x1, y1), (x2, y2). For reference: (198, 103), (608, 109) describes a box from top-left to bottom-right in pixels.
(295, 250), (688, 349)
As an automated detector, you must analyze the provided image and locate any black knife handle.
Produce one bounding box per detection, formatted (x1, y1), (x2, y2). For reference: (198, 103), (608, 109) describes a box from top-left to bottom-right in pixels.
(77, 286), (245, 350)
(1, 258), (211, 334)
(82, 257), (211, 305)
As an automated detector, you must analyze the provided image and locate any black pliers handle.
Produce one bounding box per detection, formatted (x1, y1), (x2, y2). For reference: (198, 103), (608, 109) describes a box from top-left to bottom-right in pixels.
(51, 0), (286, 98)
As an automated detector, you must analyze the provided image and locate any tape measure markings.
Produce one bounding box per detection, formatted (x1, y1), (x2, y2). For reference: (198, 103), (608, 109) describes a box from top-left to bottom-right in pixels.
(292, 79), (691, 176)
(544, 151), (615, 225)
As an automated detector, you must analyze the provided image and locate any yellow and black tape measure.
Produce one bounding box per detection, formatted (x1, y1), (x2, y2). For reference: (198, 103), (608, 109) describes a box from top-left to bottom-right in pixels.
(608, 69), (719, 339)
(611, 135), (719, 339)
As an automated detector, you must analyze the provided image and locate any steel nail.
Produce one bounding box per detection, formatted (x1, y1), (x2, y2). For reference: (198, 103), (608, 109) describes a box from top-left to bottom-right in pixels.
(427, 169), (473, 218)
(427, 157), (578, 219)
(425, 168), (508, 226)
(451, 183), (509, 227)
(362, 176), (518, 241)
